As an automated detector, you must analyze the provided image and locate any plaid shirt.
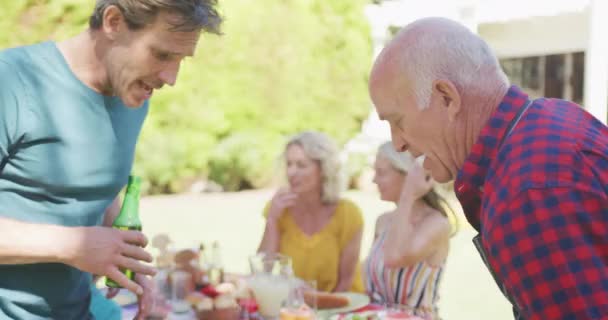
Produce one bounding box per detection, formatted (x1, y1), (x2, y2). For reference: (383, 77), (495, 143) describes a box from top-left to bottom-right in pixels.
(455, 86), (608, 320)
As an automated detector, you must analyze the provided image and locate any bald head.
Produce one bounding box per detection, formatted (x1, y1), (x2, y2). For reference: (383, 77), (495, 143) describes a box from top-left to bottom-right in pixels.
(370, 17), (508, 109)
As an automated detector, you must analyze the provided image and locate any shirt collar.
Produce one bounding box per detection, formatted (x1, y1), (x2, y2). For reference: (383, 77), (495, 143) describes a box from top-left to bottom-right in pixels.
(454, 85), (530, 225)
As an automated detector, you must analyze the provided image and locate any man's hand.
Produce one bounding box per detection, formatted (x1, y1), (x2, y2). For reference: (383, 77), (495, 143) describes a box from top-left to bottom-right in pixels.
(62, 226), (156, 295)
(134, 274), (154, 320)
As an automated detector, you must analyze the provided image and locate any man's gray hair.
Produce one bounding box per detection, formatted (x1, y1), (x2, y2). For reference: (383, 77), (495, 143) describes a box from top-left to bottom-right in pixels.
(397, 18), (509, 108)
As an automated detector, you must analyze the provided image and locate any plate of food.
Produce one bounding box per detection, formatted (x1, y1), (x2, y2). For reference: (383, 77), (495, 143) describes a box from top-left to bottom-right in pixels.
(305, 291), (370, 316)
(329, 310), (381, 320)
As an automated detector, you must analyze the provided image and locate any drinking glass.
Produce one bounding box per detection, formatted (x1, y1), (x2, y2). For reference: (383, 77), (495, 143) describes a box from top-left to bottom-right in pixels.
(248, 253), (293, 319)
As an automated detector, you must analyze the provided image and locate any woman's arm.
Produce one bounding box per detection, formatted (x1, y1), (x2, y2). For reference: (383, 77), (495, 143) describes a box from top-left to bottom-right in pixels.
(334, 229), (363, 292)
(382, 162), (450, 268)
(373, 212), (391, 241)
(383, 199), (450, 268)
(257, 189), (296, 253)
(257, 218), (281, 253)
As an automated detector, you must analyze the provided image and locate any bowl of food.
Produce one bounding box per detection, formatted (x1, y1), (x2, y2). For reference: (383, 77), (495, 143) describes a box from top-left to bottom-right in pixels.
(196, 306), (240, 320)
(190, 283), (241, 320)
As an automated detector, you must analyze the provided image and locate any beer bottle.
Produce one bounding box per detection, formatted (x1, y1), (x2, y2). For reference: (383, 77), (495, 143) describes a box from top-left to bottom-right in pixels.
(106, 175), (142, 288)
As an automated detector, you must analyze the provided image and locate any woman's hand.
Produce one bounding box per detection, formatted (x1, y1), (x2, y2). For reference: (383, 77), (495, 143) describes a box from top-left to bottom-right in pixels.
(267, 188), (297, 222)
(400, 161), (433, 202)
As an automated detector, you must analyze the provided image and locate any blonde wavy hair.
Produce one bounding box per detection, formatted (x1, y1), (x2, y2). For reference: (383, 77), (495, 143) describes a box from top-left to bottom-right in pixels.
(285, 131), (342, 204)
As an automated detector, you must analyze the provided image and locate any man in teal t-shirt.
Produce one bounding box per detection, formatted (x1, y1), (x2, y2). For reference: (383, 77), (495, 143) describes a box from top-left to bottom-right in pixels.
(0, 1), (222, 319)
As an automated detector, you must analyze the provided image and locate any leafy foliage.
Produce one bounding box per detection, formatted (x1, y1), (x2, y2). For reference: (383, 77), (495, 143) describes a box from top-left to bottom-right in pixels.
(1, 0), (373, 194)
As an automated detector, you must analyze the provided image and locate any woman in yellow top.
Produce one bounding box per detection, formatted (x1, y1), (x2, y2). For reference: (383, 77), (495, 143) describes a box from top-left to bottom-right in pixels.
(257, 131), (364, 293)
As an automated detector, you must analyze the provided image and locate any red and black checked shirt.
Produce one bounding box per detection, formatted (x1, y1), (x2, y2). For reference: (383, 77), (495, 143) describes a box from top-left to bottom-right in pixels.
(455, 86), (608, 320)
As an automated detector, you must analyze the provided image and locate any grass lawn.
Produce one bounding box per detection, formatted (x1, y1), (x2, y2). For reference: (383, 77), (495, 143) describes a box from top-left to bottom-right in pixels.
(140, 189), (512, 319)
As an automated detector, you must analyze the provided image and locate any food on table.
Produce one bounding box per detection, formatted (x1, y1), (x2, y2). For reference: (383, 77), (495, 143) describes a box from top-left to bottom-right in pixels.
(186, 292), (206, 306)
(280, 305), (315, 320)
(174, 249), (198, 265)
(174, 249), (206, 285)
(232, 277), (252, 299)
(338, 311), (427, 320)
(215, 293), (238, 309)
(195, 297), (214, 312)
(216, 282), (236, 295)
(200, 284), (220, 298)
(303, 291), (350, 309)
(188, 282), (241, 320)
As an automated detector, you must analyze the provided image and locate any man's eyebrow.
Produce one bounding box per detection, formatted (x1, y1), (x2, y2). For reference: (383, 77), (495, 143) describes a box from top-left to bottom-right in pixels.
(150, 46), (166, 54)
(151, 45), (187, 57)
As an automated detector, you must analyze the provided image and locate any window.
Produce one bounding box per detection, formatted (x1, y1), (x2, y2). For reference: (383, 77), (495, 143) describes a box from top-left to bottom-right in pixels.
(500, 52), (585, 103)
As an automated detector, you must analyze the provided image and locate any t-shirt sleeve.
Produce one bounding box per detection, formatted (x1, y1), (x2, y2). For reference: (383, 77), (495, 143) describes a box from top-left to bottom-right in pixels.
(339, 199), (364, 248)
(262, 201), (270, 219)
(0, 60), (25, 161)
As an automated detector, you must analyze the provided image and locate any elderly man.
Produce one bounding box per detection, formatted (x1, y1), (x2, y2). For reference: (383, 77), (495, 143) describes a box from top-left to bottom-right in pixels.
(370, 17), (608, 320)
(0, 1), (221, 319)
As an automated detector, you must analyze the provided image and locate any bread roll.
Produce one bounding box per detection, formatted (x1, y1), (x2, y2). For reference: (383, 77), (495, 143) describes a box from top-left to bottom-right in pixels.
(303, 291), (350, 309)
(174, 249), (198, 265)
(195, 297), (214, 311)
(214, 294), (238, 309)
(216, 282), (236, 296)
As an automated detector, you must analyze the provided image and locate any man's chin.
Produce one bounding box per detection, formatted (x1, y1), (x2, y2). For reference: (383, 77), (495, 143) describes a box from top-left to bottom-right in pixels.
(430, 171), (454, 184)
(122, 96), (146, 108)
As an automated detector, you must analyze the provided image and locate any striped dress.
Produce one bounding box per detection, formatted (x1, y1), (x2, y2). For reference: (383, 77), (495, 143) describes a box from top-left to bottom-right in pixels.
(364, 231), (444, 319)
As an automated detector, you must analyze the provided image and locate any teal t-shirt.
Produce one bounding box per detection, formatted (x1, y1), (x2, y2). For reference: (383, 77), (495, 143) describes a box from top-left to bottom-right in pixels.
(89, 285), (121, 320)
(0, 42), (148, 319)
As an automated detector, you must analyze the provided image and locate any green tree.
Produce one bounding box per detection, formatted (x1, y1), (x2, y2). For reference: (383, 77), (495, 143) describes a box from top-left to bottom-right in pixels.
(1, 0), (373, 193)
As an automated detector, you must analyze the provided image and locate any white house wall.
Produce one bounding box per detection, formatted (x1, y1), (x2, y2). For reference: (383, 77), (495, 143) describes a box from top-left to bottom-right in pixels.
(478, 10), (589, 59)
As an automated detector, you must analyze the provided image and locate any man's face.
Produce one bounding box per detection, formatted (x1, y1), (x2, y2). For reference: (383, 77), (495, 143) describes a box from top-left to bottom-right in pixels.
(105, 12), (201, 107)
(370, 77), (456, 183)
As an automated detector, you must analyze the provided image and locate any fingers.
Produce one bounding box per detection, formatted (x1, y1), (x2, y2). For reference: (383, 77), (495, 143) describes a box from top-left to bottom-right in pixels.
(106, 287), (120, 299)
(135, 274), (153, 319)
(107, 268), (143, 295)
(279, 196), (297, 207)
(270, 192), (297, 215)
(276, 192), (297, 204)
(117, 256), (157, 277)
(411, 161), (431, 182)
(121, 230), (148, 247)
(134, 273), (153, 290)
(121, 243), (153, 263)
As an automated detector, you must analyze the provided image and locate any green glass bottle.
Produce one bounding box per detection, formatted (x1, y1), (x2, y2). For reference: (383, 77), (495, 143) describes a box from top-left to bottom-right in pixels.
(106, 175), (142, 288)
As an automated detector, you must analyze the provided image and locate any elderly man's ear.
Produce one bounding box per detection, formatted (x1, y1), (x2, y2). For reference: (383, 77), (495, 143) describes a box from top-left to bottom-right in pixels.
(432, 79), (462, 122)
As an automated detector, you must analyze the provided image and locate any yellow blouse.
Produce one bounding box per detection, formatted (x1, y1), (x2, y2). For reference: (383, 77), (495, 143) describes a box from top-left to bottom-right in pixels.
(264, 198), (364, 293)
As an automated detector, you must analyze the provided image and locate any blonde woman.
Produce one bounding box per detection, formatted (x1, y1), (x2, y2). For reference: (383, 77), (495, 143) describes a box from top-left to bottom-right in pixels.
(364, 142), (456, 319)
(258, 131), (364, 293)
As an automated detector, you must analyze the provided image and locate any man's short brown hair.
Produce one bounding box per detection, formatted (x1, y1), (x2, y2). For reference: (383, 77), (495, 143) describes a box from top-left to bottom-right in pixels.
(89, 0), (222, 34)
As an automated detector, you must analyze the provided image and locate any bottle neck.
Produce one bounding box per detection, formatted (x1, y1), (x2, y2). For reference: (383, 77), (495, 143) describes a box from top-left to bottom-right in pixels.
(113, 191), (141, 227)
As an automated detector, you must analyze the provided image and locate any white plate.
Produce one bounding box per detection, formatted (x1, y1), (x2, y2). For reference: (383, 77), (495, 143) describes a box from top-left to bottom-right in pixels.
(317, 292), (370, 316)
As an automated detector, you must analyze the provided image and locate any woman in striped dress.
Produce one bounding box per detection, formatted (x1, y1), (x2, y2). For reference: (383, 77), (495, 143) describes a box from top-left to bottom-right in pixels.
(364, 142), (457, 319)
